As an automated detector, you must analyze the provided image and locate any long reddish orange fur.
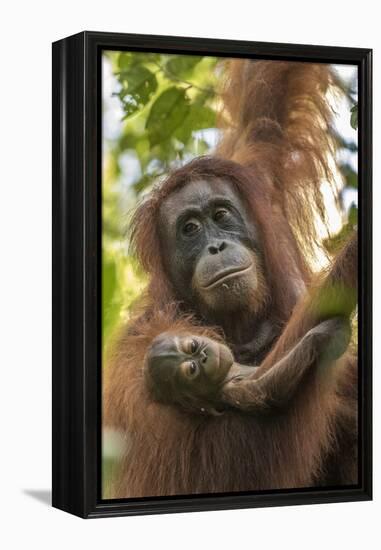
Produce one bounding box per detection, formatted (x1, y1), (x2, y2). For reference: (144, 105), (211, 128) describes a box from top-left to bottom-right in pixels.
(103, 60), (357, 498)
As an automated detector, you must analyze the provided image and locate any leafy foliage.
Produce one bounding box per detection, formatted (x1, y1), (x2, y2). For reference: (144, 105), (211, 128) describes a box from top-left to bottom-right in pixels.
(112, 52), (218, 181)
(146, 86), (190, 146)
(102, 52), (219, 349)
(350, 104), (358, 130)
(117, 65), (158, 118)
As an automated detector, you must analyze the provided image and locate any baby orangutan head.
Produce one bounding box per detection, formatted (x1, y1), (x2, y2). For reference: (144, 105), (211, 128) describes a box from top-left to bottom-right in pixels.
(144, 333), (254, 415)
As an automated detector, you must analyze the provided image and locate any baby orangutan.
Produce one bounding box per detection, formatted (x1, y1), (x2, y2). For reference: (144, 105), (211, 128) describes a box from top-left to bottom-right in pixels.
(144, 317), (351, 416)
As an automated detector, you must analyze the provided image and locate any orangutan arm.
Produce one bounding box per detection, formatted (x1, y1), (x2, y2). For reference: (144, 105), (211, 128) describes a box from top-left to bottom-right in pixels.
(221, 233), (357, 412)
(220, 317), (351, 411)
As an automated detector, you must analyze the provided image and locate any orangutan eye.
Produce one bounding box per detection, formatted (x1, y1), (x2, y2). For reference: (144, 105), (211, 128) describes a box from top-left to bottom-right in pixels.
(181, 360), (199, 379)
(188, 361), (198, 376)
(190, 339), (198, 353)
(183, 219), (201, 235)
(214, 208), (229, 222)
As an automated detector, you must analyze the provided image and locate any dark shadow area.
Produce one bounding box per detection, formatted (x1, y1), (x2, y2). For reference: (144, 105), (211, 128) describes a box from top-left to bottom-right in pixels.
(23, 489), (51, 506)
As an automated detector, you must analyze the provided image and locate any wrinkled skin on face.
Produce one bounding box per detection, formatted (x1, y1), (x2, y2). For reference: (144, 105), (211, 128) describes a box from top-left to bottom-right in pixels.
(159, 179), (266, 316)
(144, 333), (253, 413)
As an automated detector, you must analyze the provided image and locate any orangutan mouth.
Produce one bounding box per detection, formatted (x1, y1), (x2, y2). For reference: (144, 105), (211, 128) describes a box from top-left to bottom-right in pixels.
(203, 264), (253, 290)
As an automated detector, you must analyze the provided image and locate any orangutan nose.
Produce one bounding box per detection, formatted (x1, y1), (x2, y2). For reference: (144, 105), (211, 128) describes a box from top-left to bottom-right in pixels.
(200, 349), (208, 364)
(208, 241), (227, 255)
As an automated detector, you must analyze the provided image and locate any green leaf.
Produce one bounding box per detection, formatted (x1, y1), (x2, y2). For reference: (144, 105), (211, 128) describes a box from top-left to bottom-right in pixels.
(103, 259), (116, 311)
(348, 203), (358, 227)
(174, 104), (216, 144)
(350, 104), (358, 130)
(118, 65), (158, 118)
(146, 87), (190, 146)
(344, 140), (358, 153)
(133, 174), (154, 194)
(117, 52), (161, 71)
(191, 138), (210, 155)
(313, 282), (357, 320)
(117, 52), (133, 71)
(323, 222), (356, 254)
(340, 163), (358, 189)
(165, 55), (202, 77)
(102, 256), (120, 342)
(118, 132), (139, 150)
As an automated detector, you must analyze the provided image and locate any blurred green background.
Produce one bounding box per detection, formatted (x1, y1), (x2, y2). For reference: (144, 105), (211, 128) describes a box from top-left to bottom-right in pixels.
(101, 51), (358, 496)
(102, 51), (221, 351)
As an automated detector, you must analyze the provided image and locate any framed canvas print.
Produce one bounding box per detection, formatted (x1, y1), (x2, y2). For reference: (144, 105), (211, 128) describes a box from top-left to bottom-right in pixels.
(52, 31), (372, 518)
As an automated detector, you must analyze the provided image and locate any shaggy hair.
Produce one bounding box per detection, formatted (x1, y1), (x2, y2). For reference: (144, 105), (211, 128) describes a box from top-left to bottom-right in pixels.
(103, 60), (357, 498)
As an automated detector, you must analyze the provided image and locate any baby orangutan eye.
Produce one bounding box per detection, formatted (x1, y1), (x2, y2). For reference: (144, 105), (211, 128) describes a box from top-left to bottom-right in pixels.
(181, 360), (199, 379)
(182, 338), (199, 354)
(190, 339), (198, 353)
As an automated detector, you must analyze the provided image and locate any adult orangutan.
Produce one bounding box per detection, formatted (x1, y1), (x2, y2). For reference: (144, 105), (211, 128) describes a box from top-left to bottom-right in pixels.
(103, 59), (358, 498)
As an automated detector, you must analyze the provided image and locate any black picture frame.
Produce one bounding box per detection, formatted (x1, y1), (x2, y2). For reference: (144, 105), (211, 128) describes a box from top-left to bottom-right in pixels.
(52, 31), (372, 519)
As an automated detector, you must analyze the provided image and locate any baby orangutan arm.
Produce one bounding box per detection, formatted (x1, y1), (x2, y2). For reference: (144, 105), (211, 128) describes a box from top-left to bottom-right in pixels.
(220, 317), (350, 411)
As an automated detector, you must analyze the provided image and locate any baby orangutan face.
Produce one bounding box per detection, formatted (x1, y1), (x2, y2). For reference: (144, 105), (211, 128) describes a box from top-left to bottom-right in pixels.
(144, 333), (252, 414)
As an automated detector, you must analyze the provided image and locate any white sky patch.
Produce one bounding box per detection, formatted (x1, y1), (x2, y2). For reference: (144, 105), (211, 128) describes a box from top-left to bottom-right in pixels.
(331, 64), (358, 147)
(118, 151), (142, 188)
(102, 427), (128, 460)
(103, 56), (124, 142)
(193, 128), (222, 151)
